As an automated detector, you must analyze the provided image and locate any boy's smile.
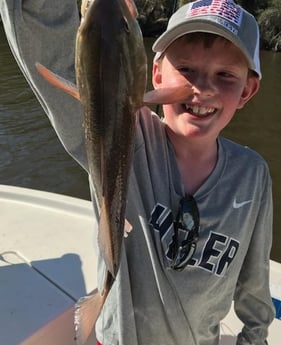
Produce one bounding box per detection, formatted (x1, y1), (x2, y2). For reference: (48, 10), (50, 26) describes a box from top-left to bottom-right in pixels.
(184, 104), (216, 117)
(152, 35), (260, 146)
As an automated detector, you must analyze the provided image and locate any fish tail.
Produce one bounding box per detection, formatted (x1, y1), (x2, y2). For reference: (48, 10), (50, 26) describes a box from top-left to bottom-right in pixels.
(74, 292), (106, 345)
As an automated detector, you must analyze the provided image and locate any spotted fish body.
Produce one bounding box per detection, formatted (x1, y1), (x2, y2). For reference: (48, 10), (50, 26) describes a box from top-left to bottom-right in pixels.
(76, 0), (146, 280)
(73, 0), (147, 343)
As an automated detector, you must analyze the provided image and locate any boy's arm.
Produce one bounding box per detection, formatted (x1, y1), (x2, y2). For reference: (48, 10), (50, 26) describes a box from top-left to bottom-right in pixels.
(234, 171), (275, 345)
(0, 0), (88, 169)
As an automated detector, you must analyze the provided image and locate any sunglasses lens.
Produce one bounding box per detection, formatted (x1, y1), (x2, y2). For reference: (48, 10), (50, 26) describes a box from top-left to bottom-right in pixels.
(171, 195), (199, 271)
(180, 195), (199, 230)
(172, 242), (196, 271)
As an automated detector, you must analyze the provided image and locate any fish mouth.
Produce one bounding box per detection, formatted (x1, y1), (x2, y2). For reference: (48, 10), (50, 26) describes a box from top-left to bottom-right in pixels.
(183, 104), (217, 118)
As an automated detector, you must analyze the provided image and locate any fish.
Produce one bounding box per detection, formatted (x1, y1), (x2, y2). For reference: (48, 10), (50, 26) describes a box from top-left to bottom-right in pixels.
(36, 0), (193, 344)
(74, 1), (146, 343)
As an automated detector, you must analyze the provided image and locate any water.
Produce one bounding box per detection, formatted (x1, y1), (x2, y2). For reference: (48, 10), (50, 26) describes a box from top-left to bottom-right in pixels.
(0, 25), (90, 200)
(0, 26), (280, 262)
(222, 50), (281, 263)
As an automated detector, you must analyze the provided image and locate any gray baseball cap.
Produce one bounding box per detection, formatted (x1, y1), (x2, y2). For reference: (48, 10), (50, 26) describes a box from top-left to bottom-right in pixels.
(152, 0), (261, 78)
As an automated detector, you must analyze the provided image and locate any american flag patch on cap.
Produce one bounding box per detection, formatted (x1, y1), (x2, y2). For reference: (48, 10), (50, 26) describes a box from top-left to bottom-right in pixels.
(188, 0), (243, 26)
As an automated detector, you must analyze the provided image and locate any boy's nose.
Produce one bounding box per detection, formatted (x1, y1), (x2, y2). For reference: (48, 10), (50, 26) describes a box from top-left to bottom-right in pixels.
(191, 74), (217, 98)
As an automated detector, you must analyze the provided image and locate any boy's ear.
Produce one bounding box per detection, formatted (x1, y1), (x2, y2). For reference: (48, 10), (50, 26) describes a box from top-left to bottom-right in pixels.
(152, 61), (162, 89)
(237, 76), (260, 109)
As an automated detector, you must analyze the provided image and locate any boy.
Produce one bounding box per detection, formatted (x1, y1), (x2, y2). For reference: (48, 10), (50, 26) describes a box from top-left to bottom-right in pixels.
(0, 0), (275, 344)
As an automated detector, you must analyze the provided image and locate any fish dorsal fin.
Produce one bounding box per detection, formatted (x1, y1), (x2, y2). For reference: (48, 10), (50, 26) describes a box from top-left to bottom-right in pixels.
(36, 63), (80, 100)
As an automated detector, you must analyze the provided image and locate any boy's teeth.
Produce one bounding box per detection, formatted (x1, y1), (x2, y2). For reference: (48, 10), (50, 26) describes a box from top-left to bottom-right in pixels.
(188, 105), (215, 116)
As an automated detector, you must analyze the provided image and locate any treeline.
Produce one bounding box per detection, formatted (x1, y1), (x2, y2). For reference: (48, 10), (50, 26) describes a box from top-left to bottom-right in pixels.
(232, 0), (281, 50)
(252, 0), (281, 51)
(77, 0), (281, 51)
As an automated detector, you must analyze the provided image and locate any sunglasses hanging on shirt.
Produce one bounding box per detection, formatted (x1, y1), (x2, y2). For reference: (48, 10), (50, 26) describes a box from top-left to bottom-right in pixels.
(170, 194), (200, 271)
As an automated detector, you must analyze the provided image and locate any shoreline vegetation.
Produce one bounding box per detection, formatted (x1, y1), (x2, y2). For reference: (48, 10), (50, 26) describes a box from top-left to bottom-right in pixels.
(77, 0), (281, 52)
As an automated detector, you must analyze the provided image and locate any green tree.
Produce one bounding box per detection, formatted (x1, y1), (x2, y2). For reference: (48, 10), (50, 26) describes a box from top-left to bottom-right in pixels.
(258, 3), (281, 50)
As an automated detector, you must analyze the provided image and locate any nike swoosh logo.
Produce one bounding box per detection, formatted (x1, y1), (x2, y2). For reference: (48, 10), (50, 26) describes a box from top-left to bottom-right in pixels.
(233, 199), (253, 209)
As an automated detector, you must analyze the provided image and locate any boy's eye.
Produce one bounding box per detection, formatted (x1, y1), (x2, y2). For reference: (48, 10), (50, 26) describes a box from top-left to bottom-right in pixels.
(218, 71), (235, 78)
(178, 67), (194, 74)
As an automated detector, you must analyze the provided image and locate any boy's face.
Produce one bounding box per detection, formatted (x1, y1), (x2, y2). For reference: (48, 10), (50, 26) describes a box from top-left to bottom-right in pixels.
(152, 36), (260, 144)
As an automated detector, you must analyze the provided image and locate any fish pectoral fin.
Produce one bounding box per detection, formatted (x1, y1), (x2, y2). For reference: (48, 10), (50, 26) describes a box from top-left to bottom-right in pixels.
(124, 218), (133, 238)
(75, 291), (107, 345)
(143, 85), (193, 105)
(35, 62), (80, 101)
